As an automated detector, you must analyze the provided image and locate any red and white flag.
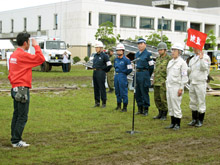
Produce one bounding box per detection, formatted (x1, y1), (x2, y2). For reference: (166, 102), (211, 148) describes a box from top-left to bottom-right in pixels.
(186, 28), (207, 50)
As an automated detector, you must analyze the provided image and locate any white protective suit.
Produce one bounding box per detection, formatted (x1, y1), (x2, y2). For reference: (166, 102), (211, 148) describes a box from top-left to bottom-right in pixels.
(166, 56), (188, 118)
(188, 54), (211, 113)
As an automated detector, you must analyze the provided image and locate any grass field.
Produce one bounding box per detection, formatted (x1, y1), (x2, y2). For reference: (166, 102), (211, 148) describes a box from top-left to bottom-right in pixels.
(0, 65), (220, 164)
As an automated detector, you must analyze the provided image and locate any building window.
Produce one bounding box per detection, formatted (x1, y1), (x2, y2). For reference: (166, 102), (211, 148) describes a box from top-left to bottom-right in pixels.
(11, 19), (14, 33)
(158, 19), (171, 30)
(140, 17), (154, 29)
(120, 15), (136, 28)
(24, 18), (27, 32)
(54, 14), (58, 30)
(99, 13), (116, 26)
(175, 21), (187, 32)
(88, 12), (92, 26)
(38, 16), (41, 31)
(0, 21), (2, 33)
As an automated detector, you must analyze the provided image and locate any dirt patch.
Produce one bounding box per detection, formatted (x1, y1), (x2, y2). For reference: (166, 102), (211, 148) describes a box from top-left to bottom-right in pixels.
(33, 76), (91, 82)
(212, 74), (220, 81)
(81, 136), (220, 165)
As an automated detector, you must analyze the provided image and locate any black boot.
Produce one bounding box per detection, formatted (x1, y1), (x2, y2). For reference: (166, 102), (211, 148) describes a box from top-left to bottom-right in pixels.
(153, 109), (162, 119)
(165, 116), (175, 129)
(115, 103), (121, 110)
(121, 103), (127, 112)
(195, 112), (205, 127)
(136, 106), (143, 115)
(93, 100), (100, 107)
(142, 107), (149, 116)
(188, 111), (197, 126)
(108, 89), (114, 93)
(101, 100), (106, 108)
(160, 111), (167, 121)
(199, 113), (205, 124)
(173, 118), (181, 130)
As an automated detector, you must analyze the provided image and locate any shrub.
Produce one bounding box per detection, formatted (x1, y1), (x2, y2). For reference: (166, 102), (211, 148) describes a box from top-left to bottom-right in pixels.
(84, 56), (89, 62)
(73, 56), (81, 64)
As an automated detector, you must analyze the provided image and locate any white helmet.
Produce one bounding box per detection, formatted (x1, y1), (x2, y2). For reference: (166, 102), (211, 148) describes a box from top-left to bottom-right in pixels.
(172, 43), (184, 51)
(116, 43), (125, 50)
(94, 41), (104, 48)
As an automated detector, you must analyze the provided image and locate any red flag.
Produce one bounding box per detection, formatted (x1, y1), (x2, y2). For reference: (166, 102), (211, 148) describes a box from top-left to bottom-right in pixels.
(186, 28), (207, 50)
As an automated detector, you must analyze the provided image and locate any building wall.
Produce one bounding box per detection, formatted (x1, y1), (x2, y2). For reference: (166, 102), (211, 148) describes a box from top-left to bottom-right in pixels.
(68, 46), (86, 59)
(0, 0), (220, 59)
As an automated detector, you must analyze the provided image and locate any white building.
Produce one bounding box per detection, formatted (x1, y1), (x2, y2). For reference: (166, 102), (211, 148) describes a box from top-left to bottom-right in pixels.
(0, 0), (220, 59)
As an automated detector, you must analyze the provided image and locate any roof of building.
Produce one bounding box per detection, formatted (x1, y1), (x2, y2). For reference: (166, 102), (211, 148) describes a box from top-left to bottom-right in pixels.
(106, 0), (220, 8)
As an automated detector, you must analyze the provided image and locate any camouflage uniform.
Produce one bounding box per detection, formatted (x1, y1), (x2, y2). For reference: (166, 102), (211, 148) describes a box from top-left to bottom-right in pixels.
(107, 55), (115, 91)
(153, 54), (171, 119)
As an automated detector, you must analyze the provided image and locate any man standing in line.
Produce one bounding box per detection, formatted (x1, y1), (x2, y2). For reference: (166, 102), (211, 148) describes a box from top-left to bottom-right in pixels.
(8, 32), (45, 147)
(165, 43), (188, 130)
(153, 42), (171, 120)
(114, 43), (132, 112)
(107, 48), (115, 93)
(92, 41), (112, 108)
(135, 38), (154, 116)
(188, 48), (210, 127)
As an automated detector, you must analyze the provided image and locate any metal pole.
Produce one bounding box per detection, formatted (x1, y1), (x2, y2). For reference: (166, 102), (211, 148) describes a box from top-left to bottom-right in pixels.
(126, 60), (140, 135)
(132, 62), (137, 132)
(161, 16), (164, 42)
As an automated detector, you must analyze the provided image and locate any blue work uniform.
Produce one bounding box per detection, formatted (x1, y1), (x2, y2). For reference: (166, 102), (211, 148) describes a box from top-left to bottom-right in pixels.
(92, 51), (112, 104)
(114, 55), (132, 104)
(135, 49), (154, 108)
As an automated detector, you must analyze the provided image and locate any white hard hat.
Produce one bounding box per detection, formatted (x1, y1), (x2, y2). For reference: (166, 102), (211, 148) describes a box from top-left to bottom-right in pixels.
(94, 41), (104, 48)
(172, 43), (184, 51)
(116, 43), (125, 50)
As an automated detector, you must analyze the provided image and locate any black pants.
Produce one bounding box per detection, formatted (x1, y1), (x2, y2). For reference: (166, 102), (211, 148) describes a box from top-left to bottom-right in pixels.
(11, 88), (30, 144)
(93, 70), (106, 103)
(62, 63), (69, 72)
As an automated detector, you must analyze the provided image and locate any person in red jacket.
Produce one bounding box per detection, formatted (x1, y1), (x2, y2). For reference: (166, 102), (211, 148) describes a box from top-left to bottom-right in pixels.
(8, 32), (45, 147)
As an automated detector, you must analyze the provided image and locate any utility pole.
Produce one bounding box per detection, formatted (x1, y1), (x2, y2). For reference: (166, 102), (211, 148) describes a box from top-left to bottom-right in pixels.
(161, 16), (164, 42)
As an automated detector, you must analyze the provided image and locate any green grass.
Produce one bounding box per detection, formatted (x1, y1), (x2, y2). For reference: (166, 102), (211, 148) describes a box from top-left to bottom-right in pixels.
(0, 65), (220, 164)
(210, 70), (220, 88)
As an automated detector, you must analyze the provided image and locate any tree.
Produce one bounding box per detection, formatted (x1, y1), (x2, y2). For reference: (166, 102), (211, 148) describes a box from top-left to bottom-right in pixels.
(95, 21), (120, 49)
(126, 35), (143, 42)
(206, 29), (217, 50)
(145, 32), (171, 49)
(184, 38), (193, 52)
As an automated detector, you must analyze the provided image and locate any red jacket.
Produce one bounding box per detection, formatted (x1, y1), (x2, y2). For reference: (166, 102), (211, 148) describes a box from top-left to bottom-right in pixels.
(8, 46), (45, 88)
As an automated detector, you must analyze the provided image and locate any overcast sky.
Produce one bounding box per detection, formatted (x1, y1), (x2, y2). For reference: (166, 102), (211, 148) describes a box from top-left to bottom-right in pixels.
(0, 0), (69, 12)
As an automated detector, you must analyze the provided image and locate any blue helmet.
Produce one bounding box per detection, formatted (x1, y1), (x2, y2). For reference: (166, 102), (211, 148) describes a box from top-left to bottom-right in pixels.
(137, 38), (146, 44)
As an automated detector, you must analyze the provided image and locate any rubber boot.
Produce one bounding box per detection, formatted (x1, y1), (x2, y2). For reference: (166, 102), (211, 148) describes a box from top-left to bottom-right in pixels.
(165, 116), (175, 129)
(93, 100), (100, 107)
(136, 106), (143, 115)
(195, 112), (205, 127)
(199, 113), (205, 124)
(142, 107), (149, 116)
(101, 100), (106, 108)
(115, 103), (121, 110)
(108, 89), (114, 93)
(121, 103), (127, 112)
(173, 118), (181, 131)
(188, 111), (197, 126)
(153, 109), (162, 119)
(160, 111), (167, 121)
